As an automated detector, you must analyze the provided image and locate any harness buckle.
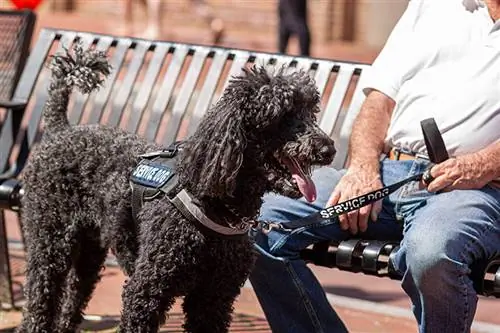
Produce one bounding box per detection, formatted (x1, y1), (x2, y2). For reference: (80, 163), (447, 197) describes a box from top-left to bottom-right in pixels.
(139, 141), (183, 159)
(159, 145), (179, 158)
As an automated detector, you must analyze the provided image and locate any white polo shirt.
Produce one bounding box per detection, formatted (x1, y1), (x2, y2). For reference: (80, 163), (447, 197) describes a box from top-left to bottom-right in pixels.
(360, 0), (500, 157)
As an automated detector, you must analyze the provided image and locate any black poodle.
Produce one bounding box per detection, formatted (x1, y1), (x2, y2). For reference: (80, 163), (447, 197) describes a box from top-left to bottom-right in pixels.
(16, 44), (336, 333)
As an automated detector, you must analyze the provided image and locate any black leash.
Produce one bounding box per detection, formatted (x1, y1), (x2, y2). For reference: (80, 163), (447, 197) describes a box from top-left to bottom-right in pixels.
(420, 118), (449, 163)
(264, 172), (424, 231)
(262, 118), (449, 232)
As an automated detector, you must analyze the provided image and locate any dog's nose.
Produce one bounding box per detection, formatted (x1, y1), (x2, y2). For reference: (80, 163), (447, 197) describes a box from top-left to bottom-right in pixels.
(319, 144), (336, 162)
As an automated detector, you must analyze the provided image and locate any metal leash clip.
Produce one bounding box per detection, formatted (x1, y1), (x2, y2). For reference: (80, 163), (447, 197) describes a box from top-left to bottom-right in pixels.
(260, 221), (293, 233)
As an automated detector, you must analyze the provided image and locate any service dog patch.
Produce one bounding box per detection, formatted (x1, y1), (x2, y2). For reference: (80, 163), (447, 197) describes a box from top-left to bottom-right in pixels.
(131, 160), (175, 188)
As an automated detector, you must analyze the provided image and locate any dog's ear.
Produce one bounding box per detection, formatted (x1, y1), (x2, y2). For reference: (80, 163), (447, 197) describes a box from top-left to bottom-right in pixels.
(179, 103), (246, 199)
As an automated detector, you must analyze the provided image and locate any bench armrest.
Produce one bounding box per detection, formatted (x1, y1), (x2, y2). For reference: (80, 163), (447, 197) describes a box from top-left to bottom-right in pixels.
(0, 178), (23, 211)
(0, 100), (27, 110)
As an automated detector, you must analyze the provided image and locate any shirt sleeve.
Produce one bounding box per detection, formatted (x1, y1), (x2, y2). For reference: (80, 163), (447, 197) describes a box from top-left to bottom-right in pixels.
(359, 0), (425, 100)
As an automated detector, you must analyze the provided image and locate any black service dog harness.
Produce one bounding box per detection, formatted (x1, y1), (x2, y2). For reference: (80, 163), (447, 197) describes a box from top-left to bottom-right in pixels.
(129, 142), (250, 239)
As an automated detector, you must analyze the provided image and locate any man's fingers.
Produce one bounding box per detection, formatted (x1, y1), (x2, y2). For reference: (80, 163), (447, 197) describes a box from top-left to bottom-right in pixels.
(346, 210), (359, 234)
(331, 190), (350, 231)
(358, 204), (371, 233)
(338, 214), (349, 231)
(326, 190), (341, 208)
(371, 200), (382, 222)
(427, 175), (453, 192)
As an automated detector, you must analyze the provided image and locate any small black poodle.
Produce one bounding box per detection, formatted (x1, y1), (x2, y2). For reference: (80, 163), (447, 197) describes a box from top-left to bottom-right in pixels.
(16, 44), (336, 333)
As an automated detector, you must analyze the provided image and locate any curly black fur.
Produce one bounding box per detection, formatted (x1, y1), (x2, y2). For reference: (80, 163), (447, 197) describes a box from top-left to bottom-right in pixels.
(16, 45), (336, 333)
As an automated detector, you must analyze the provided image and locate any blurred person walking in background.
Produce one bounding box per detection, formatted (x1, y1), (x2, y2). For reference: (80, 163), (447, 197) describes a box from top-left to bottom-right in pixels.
(278, 0), (311, 56)
(122, 0), (225, 44)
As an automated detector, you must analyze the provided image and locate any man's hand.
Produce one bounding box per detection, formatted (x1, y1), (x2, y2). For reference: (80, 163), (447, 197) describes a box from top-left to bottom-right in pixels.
(425, 153), (496, 192)
(326, 167), (383, 234)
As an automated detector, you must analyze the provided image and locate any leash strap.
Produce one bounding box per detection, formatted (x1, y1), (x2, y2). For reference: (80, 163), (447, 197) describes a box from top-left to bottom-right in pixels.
(269, 118), (449, 231)
(272, 173), (423, 230)
(420, 118), (449, 163)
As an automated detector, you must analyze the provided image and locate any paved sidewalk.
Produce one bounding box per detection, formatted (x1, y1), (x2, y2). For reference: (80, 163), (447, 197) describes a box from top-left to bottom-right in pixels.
(1, 243), (420, 333)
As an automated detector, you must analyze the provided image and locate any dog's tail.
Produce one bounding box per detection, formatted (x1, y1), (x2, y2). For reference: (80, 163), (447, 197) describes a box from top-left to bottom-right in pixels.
(43, 42), (111, 132)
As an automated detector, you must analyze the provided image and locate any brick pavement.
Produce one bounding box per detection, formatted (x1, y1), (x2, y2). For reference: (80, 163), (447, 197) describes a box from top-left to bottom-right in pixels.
(1, 239), (419, 333)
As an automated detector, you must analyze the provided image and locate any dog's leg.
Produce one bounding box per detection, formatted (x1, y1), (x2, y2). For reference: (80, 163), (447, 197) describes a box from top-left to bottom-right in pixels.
(108, 213), (139, 277)
(54, 231), (107, 333)
(182, 262), (251, 333)
(118, 272), (177, 333)
(182, 240), (255, 333)
(16, 210), (77, 333)
(117, 229), (200, 332)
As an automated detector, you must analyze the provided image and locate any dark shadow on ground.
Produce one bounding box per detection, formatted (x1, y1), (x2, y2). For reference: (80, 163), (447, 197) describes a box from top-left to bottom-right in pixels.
(323, 285), (405, 302)
(79, 313), (271, 332)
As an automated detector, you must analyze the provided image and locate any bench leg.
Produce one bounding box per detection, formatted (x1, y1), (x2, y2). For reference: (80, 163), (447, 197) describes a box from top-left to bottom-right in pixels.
(0, 211), (14, 308)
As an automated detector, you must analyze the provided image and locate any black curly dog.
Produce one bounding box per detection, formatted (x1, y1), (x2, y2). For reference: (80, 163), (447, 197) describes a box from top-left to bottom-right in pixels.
(16, 44), (336, 333)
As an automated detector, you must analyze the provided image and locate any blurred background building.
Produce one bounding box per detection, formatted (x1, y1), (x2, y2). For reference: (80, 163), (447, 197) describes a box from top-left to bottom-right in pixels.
(0, 0), (408, 63)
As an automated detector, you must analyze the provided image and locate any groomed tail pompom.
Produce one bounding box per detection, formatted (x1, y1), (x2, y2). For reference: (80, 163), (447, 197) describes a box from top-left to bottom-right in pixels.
(50, 41), (111, 94)
(43, 42), (112, 132)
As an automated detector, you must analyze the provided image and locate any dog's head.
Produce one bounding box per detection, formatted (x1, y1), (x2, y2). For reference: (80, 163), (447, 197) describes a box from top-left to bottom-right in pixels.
(179, 66), (335, 210)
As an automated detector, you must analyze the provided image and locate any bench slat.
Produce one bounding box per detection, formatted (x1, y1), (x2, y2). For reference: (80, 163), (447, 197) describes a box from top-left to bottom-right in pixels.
(313, 60), (334, 97)
(273, 55), (295, 73)
(186, 49), (229, 137)
(87, 38), (132, 124)
(294, 58), (314, 72)
(107, 40), (150, 128)
(0, 29), (56, 174)
(162, 47), (209, 145)
(145, 44), (188, 142)
(278, 56), (312, 74)
(27, 32), (76, 149)
(126, 43), (169, 134)
(221, 50), (250, 92)
(318, 64), (355, 137)
(68, 33), (97, 125)
(332, 67), (369, 169)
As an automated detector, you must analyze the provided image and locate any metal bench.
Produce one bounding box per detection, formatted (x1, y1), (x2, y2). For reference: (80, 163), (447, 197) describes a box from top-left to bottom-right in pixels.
(0, 28), (498, 308)
(0, 9), (36, 308)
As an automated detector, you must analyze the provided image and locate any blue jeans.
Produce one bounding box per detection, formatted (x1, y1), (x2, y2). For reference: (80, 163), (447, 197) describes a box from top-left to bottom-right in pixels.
(249, 158), (500, 333)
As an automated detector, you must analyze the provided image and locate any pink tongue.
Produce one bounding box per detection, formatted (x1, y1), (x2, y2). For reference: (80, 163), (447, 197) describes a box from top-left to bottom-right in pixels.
(292, 172), (317, 202)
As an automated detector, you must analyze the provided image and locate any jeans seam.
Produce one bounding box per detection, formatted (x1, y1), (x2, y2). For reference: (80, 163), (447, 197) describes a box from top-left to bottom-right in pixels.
(456, 218), (494, 333)
(284, 260), (325, 333)
(459, 244), (470, 333)
(394, 160), (419, 217)
(269, 229), (296, 254)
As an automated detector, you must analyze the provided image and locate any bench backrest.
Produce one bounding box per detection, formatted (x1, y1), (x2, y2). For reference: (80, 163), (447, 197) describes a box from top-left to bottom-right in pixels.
(0, 9), (36, 176)
(3, 28), (370, 177)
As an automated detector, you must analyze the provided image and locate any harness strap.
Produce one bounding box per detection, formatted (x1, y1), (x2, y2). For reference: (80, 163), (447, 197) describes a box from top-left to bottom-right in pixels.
(131, 183), (145, 221)
(169, 189), (250, 239)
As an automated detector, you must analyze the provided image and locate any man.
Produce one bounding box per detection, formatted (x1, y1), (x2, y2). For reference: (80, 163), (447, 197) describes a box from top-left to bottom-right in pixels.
(249, 0), (500, 332)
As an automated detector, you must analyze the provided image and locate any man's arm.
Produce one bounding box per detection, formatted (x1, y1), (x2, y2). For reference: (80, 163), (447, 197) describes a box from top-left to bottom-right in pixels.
(428, 140), (500, 192)
(348, 90), (395, 174)
(326, 0), (423, 234)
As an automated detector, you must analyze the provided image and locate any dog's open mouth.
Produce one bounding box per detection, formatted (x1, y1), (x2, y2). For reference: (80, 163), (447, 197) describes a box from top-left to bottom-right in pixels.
(282, 157), (316, 202)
